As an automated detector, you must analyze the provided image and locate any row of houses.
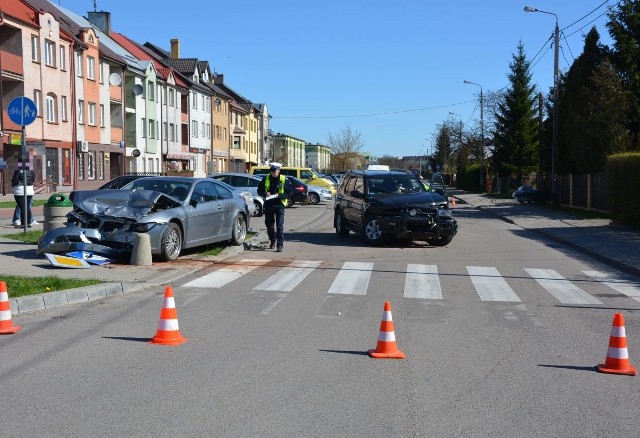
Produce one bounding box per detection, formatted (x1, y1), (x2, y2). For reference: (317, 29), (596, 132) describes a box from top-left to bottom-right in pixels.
(0, 1), (332, 195)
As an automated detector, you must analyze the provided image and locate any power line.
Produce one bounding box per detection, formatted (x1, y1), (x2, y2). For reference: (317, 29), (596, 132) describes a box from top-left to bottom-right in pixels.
(273, 100), (475, 119)
(562, 0), (612, 31)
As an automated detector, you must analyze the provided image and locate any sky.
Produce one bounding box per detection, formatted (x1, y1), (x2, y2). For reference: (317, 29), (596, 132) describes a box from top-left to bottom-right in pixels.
(54, 0), (616, 158)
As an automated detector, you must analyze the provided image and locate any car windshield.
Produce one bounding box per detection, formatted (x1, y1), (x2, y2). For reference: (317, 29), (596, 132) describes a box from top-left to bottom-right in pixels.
(366, 175), (424, 196)
(122, 179), (192, 202)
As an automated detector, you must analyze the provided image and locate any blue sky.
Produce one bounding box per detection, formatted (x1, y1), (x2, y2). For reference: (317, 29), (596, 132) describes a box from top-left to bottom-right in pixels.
(54, 0), (615, 158)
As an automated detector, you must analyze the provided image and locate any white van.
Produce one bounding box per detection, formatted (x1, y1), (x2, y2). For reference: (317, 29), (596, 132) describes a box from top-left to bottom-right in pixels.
(366, 164), (390, 171)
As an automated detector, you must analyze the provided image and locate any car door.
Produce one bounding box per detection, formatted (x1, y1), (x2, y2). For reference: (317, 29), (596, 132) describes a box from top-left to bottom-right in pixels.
(185, 181), (223, 245)
(212, 181), (237, 239)
(339, 176), (357, 225)
(430, 172), (447, 196)
(349, 176), (367, 230)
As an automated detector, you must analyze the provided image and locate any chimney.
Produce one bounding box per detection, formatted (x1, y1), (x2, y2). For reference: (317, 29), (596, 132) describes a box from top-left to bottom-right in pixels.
(170, 39), (180, 59)
(87, 11), (111, 35)
(213, 74), (224, 85)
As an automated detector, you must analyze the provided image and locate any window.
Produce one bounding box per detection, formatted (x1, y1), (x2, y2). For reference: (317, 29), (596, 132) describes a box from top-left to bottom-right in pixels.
(223, 127), (227, 142)
(99, 61), (104, 83)
(59, 46), (66, 70)
(192, 120), (198, 137)
(192, 92), (197, 109)
(31, 35), (40, 62)
(34, 90), (42, 116)
(76, 52), (83, 77)
(148, 119), (155, 139)
(148, 81), (155, 101)
(61, 96), (68, 121)
(206, 123), (211, 139)
(46, 94), (57, 123)
(88, 102), (96, 126)
(233, 136), (241, 149)
(98, 152), (105, 180)
(169, 123), (175, 141)
(100, 104), (105, 127)
(44, 40), (55, 67)
(87, 56), (95, 80)
(87, 152), (96, 180)
(163, 122), (167, 140)
(78, 100), (84, 124)
(169, 89), (175, 107)
(78, 153), (85, 180)
(201, 121), (205, 137)
(141, 118), (146, 137)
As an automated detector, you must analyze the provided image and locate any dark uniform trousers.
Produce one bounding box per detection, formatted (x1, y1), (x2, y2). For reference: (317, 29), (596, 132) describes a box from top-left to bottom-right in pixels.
(264, 205), (285, 246)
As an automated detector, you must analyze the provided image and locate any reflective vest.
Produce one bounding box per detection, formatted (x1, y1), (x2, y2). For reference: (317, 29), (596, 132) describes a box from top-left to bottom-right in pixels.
(264, 174), (286, 206)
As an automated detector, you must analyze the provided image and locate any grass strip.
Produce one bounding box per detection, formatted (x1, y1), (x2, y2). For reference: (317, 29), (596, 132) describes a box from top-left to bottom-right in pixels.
(1, 275), (103, 298)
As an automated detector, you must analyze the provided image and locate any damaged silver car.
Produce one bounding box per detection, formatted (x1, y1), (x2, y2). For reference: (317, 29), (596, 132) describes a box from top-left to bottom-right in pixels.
(37, 177), (251, 261)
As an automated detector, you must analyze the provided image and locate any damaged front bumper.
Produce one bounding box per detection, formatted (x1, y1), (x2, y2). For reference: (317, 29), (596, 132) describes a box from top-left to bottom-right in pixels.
(378, 207), (458, 240)
(36, 225), (131, 258)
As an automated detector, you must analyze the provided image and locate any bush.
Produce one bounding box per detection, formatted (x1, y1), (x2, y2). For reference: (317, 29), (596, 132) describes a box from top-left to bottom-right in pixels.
(607, 153), (640, 227)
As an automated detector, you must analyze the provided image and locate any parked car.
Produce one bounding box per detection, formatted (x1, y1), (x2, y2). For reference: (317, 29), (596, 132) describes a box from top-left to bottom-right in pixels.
(307, 184), (333, 204)
(512, 185), (541, 203)
(38, 177), (250, 261)
(250, 166), (336, 194)
(334, 170), (458, 246)
(208, 172), (265, 216)
(285, 176), (309, 207)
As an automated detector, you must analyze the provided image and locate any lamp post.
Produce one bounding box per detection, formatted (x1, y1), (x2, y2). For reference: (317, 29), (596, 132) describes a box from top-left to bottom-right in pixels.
(448, 112), (463, 143)
(525, 5), (559, 206)
(463, 80), (484, 187)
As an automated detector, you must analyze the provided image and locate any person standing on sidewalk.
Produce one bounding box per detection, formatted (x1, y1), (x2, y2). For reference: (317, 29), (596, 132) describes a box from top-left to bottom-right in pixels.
(257, 162), (292, 252)
(11, 165), (36, 227)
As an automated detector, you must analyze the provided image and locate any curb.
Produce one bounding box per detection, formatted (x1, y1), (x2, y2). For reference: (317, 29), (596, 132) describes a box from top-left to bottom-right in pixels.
(8, 231), (268, 316)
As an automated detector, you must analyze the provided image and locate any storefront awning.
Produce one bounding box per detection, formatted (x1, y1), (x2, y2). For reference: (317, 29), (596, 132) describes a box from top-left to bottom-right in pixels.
(166, 152), (194, 160)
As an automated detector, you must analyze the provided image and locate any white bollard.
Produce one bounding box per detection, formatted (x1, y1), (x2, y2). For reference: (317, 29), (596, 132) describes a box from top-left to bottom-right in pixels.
(130, 233), (153, 266)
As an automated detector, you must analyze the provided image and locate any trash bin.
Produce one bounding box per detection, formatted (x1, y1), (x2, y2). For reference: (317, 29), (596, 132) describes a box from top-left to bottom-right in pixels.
(43, 193), (73, 233)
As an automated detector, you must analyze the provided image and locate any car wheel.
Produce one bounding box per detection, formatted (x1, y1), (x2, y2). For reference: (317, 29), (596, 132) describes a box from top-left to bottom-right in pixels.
(363, 216), (385, 245)
(253, 201), (263, 217)
(427, 235), (454, 247)
(335, 211), (349, 237)
(308, 192), (320, 205)
(231, 214), (247, 246)
(159, 222), (182, 261)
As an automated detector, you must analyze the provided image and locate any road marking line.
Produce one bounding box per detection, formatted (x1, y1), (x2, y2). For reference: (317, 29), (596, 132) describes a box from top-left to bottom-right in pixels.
(583, 270), (640, 302)
(182, 259), (269, 288)
(525, 268), (602, 305)
(404, 264), (442, 299)
(328, 262), (373, 295)
(467, 266), (521, 302)
(254, 260), (322, 291)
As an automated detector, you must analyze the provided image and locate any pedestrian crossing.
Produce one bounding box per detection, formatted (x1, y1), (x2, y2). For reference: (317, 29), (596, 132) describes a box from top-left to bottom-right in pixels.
(181, 259), (640, 305)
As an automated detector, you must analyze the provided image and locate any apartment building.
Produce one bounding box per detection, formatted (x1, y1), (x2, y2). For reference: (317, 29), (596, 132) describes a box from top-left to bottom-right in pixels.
(305, 143), (332, 172)
(273, 133), (305, 167)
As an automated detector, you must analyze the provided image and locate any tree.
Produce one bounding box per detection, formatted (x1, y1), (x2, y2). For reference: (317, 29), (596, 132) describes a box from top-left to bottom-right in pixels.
(434, 124), (455, 174)
(328, 124), (365, 172)
(492, 42), (538, 185)
(607, 0), (640, 149)
(557, 27), (630, 174)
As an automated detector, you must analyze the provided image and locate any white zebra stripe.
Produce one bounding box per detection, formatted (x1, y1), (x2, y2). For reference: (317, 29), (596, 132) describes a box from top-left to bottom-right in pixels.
(254, 260), (322, 292)
(404, 264), (442, 299)
(525, 269), (602, 305)
(183, 259), (269, 288)
(606, 346), (629, 359)
(328, 262), (373, 295)
(378, 331), (396, 342)
(583, 270), (640, 303)
(467, 266), (521, 302)
(0, 310), (12, 320)
(157, 319), (180, 331)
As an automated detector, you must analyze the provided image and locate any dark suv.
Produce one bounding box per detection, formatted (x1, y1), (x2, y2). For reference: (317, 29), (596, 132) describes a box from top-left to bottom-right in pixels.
(334, 170), (458, 245)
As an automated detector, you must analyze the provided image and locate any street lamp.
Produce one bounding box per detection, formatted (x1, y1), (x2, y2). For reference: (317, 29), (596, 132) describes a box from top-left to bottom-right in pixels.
(463, 80), (484, 187)
(525, 5), (559, 206)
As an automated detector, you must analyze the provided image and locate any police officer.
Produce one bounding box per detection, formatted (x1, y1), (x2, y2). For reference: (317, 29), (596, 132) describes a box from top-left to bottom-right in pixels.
(257, 162), (292, 252)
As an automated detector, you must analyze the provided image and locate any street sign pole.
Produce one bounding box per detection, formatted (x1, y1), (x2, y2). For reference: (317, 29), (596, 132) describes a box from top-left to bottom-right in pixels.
(7, 96), (38, 233)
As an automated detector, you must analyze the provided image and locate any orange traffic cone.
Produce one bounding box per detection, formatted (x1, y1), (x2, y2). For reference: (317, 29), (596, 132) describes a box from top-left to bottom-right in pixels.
(597, 313), (636, 376)
(149, 286), (187, 346)
(0, 281), (20, 335)
(368, 301), (405, 359)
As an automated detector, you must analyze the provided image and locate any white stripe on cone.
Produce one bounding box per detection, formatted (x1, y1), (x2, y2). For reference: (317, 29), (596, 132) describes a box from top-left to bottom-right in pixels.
(607, 346), (629, 359)
(378, 331), (396, 342)
(610, 326), (626, 337)
(382, 310), (392, 321)
(0, 310), (11, 320)
(0, 292), (8, 300)
(162, 297), (176, 308)
(158, 319), (180, 331)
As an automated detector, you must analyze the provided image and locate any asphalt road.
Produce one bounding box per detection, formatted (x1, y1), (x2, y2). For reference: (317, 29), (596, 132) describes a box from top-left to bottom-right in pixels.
(2, 202), (639, 436)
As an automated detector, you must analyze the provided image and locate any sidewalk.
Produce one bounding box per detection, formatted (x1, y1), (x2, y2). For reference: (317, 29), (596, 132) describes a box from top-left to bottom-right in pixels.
(451, 191), (640, 277)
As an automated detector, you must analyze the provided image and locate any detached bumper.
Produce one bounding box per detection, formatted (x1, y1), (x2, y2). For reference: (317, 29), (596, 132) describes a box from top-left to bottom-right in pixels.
(378, 213), (458, 240)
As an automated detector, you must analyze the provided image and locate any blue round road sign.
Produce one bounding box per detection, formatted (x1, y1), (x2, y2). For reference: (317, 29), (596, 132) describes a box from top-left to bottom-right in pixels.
(7, 96), (38, 126)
